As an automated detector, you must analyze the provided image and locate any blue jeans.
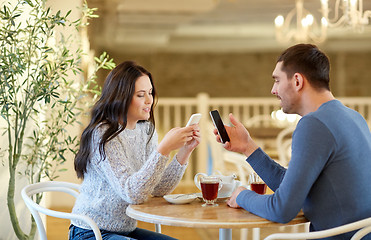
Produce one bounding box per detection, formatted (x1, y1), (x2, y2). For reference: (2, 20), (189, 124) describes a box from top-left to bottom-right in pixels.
(69, 224), (178, 240)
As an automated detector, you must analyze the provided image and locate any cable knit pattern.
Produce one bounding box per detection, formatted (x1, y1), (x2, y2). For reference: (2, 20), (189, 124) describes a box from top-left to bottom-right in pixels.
(71, 121), (187, 232)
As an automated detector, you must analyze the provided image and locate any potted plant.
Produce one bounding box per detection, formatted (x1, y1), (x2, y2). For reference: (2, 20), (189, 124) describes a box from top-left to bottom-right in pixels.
(0, 0), (115, 239)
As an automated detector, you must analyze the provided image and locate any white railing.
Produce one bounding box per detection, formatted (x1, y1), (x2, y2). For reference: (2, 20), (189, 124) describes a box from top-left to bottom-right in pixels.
(155, 93), (371, 185)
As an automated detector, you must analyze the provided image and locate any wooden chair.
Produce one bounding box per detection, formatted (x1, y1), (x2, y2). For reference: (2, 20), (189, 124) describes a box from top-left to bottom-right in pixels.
(21, 181), (102, 240)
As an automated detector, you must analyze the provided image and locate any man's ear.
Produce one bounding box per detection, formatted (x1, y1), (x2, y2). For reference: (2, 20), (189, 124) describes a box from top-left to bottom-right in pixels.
(293, 73), (304, 91)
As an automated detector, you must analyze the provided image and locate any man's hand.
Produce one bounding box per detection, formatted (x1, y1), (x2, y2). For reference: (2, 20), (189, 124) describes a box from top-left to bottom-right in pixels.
(226, 186), (247, 208)
(213, 113), (258, 158)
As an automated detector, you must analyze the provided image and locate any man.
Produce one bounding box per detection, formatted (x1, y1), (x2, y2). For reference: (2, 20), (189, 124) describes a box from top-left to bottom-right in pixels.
(216, 44), (371, 239)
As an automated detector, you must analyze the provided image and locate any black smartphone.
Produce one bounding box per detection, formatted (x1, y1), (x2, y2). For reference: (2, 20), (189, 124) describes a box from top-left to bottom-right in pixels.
(209, 110), (230, 143)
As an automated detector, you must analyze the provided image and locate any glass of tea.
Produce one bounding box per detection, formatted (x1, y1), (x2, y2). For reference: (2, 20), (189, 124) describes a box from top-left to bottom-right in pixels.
(200, 176), (222, 207)
(249, 172), (267, 195)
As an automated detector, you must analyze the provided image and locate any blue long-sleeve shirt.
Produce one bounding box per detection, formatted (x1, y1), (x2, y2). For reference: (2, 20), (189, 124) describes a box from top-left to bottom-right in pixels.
(237, 100), (371, 240)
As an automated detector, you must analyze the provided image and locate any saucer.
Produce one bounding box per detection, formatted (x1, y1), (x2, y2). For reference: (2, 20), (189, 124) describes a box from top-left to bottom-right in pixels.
(163, 194), (197, 204)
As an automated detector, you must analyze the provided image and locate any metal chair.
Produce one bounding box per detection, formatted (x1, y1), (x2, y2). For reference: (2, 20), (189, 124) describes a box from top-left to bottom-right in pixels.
(264, 217), (371, 240)
(21, 181), (102, 240)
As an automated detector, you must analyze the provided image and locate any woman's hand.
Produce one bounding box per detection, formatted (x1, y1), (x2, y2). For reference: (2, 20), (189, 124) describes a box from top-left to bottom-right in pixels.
(157, 124), (200, 157)
(176, 125), (201, 165)
(182, 124), (201, 152)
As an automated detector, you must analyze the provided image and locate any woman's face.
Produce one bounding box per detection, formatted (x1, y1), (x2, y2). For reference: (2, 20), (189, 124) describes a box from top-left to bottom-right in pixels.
(126, 75), (153, 129)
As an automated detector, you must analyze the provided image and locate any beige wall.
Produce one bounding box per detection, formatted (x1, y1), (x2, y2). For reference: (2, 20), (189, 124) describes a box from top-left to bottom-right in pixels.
(94, 49), (371, 98)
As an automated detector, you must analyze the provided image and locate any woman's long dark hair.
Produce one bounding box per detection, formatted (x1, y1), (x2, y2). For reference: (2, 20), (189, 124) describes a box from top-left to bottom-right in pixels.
(74, 61), (157, 179)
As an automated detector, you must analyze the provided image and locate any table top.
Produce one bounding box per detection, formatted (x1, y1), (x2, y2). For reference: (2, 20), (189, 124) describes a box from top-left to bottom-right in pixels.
(127, 197), (308, 229)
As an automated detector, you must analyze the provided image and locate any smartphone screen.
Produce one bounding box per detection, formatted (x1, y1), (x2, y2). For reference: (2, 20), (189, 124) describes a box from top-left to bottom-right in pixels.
(209, 110), (230, 143)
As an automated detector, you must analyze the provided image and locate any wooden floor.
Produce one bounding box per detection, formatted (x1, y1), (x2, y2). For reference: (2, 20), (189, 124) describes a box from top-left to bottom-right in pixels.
(46, 184), (308, 240)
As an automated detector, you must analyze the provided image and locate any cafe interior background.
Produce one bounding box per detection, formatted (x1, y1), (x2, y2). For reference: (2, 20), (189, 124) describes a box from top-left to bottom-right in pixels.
(1, 0), (371, 238)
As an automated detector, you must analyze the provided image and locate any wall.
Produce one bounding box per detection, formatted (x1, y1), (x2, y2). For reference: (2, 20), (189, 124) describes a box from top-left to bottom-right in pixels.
(96, 50), (371, 98)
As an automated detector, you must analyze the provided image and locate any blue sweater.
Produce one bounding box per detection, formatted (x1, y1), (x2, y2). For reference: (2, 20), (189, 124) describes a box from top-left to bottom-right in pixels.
(237, 100), (371, 240)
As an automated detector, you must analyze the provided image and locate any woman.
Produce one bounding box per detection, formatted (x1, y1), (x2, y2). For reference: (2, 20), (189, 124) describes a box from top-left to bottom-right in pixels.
(69, 61), (201, 240)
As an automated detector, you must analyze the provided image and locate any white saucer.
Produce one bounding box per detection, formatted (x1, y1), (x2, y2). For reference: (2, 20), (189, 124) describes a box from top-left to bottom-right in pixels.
(163, 194), (197, 204)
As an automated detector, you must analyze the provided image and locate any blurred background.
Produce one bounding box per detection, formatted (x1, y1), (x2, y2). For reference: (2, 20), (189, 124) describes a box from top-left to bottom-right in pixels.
(87, 0), (371, 98)
(1, 0), (371, 239)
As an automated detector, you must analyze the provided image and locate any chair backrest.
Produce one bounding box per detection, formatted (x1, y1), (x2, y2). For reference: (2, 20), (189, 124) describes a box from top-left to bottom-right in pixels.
(264, 217), (371, 240)
(223, 151), (254, 185)
(276, 125), (295, 167)
(206, 121), (254, 184)
(245, 114), (277, 128)
(206, 121), (228, 171)
(21, 181), (102, 240)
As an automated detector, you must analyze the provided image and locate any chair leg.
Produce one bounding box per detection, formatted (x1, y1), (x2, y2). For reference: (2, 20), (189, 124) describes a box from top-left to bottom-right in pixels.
(240, 228), (248, 240)
(252, 228), (260, 240)
(155, 224), (161, 233)
(220, 229), (232, 240)
(239, 227), (260, 240)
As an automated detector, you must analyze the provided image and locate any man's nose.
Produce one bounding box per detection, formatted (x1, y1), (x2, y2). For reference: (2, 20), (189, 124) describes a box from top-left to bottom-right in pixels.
(271, 85), (277, 95)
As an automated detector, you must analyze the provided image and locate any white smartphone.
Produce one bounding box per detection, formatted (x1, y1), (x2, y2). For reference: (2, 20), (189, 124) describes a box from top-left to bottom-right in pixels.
(185, 113), (202, 127)
(209, 110), (230, 143)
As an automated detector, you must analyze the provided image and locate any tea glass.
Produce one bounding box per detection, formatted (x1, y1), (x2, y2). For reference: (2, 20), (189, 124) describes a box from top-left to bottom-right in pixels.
(249, 172), (267, 195)
(200, 176), (222, 207)
(194, 171), (238, 197)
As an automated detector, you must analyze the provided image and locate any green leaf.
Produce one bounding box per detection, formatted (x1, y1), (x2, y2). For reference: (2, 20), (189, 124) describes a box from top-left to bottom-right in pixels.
(1, 1), (115, 237)
(23, 0), (34, 7)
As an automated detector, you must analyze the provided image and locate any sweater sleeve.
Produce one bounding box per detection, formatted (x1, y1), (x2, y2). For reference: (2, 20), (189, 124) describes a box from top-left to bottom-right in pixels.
(90, 125), (170, 205)
(146, 129), (187, 196)
(151, 156), (187, 196)
(237, 116), (336, 223)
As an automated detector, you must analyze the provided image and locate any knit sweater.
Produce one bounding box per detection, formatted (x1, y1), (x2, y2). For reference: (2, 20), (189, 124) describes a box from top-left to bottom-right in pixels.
(71, 121), (187, 232)
(237, 100), (371, 240)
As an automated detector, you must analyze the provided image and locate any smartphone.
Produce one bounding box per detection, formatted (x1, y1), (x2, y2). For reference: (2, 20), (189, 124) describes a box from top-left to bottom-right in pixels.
(209, 110), (230, 143)
(185, 113), (202, 127)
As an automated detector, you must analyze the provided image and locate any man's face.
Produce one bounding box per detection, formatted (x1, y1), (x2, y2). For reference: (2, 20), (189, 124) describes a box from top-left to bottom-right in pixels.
(271, 61), (298, 114)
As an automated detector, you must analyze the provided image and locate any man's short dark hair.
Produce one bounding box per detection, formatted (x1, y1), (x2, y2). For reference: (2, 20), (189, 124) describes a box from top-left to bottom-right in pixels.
(277, 44), (330, 91)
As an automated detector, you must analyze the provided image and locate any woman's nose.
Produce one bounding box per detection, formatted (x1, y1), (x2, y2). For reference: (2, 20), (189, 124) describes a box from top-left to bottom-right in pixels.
(145, 94), (153, 104)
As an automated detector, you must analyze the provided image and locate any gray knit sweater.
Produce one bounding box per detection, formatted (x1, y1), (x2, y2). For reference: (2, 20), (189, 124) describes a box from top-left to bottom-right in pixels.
(71, 121), (187, 232)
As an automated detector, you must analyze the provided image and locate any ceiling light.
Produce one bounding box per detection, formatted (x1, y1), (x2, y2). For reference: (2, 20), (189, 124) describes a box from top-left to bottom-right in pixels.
(274, 0), (371, 44)
(322, 0), (371, 32)
(274, 0), (328, 43)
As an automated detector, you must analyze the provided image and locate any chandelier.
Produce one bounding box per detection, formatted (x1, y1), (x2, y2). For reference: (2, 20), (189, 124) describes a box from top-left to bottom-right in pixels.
(274, 0), (371, 44)
(322, 0), (371, 32)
